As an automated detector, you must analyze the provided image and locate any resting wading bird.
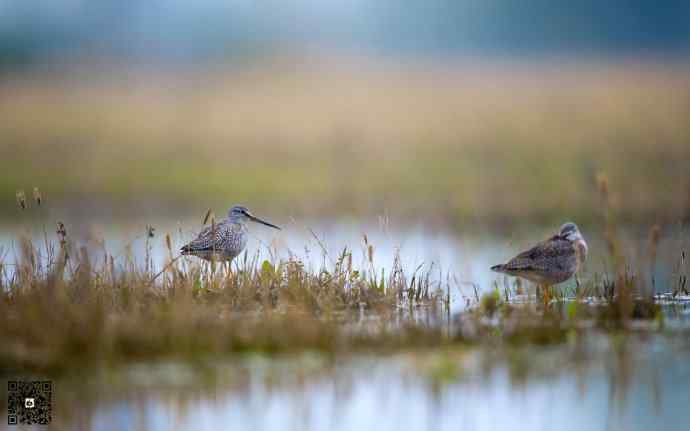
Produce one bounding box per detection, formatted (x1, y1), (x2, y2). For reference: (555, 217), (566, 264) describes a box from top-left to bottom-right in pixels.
(491, 222), (588, 306)
(181, 205), (281, 262)
(148, 205), (280, 284)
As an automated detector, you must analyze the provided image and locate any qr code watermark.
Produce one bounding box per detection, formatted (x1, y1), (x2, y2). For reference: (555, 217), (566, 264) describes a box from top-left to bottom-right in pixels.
(7, 381), (52, 425)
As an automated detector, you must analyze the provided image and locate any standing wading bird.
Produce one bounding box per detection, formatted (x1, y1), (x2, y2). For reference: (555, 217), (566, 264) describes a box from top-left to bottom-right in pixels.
(180, 205), (281, 263)
(491, 222), (588, 306)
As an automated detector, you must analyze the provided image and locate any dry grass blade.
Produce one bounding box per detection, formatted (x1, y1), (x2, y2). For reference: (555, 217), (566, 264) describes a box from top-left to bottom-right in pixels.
(33, 187), (42, 207)
(203, 209), (214, 225)
(15, 190), (26, 210)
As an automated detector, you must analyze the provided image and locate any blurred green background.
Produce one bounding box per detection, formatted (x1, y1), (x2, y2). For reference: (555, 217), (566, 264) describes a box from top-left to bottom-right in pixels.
(1, 1), (690, 226)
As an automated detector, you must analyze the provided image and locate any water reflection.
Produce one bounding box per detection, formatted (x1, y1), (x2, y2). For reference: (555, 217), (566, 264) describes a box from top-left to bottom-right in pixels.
(24, 332), (690, 431)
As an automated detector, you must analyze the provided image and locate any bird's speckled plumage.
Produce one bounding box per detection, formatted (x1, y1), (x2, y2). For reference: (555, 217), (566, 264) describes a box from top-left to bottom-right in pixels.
(491, 222), (587, 285)
(181, 205), (280, 262)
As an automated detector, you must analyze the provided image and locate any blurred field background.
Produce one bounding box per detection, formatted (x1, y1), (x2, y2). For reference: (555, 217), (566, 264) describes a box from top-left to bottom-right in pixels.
(1, 1), (690, 227)
(3, 3), (690, 430)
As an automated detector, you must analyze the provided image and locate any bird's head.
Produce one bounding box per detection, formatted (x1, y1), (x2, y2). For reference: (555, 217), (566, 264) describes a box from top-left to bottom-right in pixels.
(559, 222), (587, 260)
(229, 205), (281, 230)
(558, 222), (582, 241)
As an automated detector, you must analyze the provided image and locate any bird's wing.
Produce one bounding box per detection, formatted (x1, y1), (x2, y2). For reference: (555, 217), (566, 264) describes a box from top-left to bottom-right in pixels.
(181, 221), (228, 252)
(504, 235), (575, 272)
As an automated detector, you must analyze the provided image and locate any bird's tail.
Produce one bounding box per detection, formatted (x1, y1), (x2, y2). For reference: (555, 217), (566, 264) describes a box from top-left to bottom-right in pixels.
(490, 264), (506, 273)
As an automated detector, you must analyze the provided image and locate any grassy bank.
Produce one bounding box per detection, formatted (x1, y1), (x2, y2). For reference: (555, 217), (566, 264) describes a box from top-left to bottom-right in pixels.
(1, 209), (687, 377)
(1, 59), (690, 224)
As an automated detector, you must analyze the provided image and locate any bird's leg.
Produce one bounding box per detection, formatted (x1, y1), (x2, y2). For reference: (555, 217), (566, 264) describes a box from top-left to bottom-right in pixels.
(210, 258), (220, 287)
(199, 261), (207, 289)
(217, 260), (226, 280)
(543, 284), (551, 308)
(206, 259), (218, 289)
(205, 260), (212, 287)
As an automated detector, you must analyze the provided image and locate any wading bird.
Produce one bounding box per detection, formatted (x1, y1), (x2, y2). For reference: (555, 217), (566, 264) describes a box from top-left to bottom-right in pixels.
(491, 222), (588, 305)
(181, 205), (281, 262)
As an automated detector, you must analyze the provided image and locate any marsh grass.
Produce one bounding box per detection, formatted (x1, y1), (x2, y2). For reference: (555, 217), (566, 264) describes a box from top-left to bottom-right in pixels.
(0, 220), (454, 375)
(3, 174), (690, 376)
(2, 217), (687, 378)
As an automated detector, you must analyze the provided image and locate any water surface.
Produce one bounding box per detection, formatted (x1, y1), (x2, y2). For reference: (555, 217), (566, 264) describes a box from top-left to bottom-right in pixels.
(2, 219), (689, 430)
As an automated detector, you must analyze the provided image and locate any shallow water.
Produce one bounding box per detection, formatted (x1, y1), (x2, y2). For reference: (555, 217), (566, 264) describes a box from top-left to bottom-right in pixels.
(2, 219), (689, 430)
(2, 218), (510, 315)
(6, 332), (690, 431)
(2, 218), (688, 307)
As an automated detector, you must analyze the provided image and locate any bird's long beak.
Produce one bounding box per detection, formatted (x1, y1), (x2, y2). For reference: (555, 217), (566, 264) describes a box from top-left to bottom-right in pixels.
(247, 213), (281, 230)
